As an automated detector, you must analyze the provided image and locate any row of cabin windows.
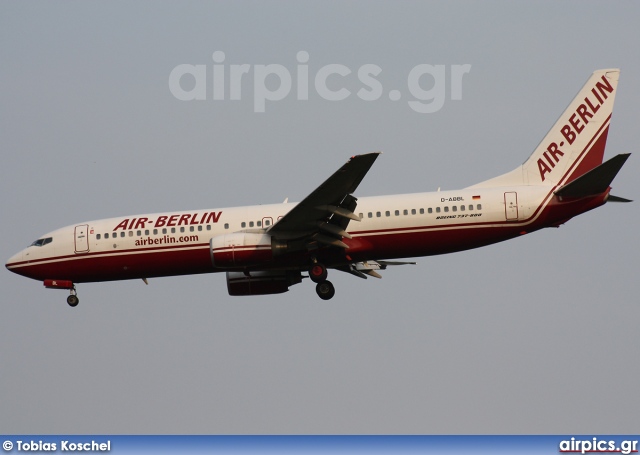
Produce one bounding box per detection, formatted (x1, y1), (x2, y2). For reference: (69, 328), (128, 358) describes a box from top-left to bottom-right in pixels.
(95, 219), (269, 240)
(96, 224), (221, 240)
(94, 204), (484, 240)
(360, 204), (482, 219)
(240, 219), (272, 229)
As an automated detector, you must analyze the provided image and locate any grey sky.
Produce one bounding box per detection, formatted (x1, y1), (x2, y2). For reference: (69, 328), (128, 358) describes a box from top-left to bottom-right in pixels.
(1, 1), (638, 434)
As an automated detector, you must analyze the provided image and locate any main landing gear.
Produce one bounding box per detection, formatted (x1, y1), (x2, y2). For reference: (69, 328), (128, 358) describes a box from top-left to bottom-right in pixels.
(309, 262), (335, 300)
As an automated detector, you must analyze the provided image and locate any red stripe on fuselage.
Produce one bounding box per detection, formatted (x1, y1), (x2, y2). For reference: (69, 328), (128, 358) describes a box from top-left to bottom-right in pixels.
(9, 244), (214, 283)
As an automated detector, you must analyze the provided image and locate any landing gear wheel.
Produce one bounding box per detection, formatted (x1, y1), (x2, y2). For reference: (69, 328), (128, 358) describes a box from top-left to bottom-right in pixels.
(67, 294), (79, 307)
(316, 280), (335, 300)
(309, 263), (328, 283)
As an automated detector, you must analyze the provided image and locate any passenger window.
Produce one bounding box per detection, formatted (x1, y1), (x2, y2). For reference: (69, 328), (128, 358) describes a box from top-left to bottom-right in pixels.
(198, 225), (202, 231)
(207, 225), (212, 230)
(403, 209), (408, 215)
(358, 213), (363, 220)
(137, 230), (142, 236)
(153, 229), (158, 235)
(469, 205), (473, 210)
(452, 206), (457, 212)
(444, 207), (449, 212)
(145, 230), (150, 235)
(436, 207), (441, 213)
(376, 212), (381, 217)
(368, 212), (373, 218)
(224, 223), (229, 229)
(96, 234), (101, 240)
(411, 209), (416, 215)
(460, 205), (465, 211)
(477, 204), (482, 210)
(257, 221), (262, 227)
(428, 208), (433, 214)
(180, 227), (185, 233)
(241, 222), (246, 228)
(395, 210), (400, 216)
(162, 228), (167, 234)
(190, 226), (195, 232)
(385, 211), (390, 217)
(171, 228), (176, 234)
(105, 233), (110, 239)
(419, 208), (424, 214)
(129, 231), (133, 237)
(249, 221), (254, 227)
(265, 220), (271, 226)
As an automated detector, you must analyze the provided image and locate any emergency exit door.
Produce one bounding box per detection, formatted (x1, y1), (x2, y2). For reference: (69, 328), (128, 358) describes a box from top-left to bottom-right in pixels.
(504, 192), (518, 220)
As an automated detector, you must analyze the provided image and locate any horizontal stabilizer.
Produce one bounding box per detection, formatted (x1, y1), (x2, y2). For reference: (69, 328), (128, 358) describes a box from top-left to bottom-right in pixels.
(607, 194), (632, 203)
(554, 153), (630, 199)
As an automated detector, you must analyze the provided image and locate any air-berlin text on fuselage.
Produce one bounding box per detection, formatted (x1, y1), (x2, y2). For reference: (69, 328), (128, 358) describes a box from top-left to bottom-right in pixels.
(538, 74), (614, 181)
(113, 211), (222, 231)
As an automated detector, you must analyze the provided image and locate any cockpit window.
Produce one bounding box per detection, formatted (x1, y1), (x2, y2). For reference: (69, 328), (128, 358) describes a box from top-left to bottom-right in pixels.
(30, 237), (53, 247)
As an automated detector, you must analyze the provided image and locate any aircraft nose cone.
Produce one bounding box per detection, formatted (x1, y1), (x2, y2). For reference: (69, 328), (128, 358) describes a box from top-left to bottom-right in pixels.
(6, 250), (23, 272)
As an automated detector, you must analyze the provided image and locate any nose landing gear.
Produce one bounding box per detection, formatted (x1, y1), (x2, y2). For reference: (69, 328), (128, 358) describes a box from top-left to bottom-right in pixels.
(67, 287), (79, 307)
(43, 280), (80, 307)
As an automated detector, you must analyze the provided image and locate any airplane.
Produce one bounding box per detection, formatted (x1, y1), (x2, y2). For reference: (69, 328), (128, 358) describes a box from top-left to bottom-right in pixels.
(5, 69), (631, 307)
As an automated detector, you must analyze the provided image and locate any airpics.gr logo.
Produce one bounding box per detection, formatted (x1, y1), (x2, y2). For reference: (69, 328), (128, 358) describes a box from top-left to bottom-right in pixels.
(559, 437), (638, 455)
(168, 51), (471, 113)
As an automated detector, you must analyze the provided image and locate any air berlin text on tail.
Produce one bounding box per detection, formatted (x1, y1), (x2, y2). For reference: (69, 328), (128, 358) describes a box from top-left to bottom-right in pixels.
(537, 74), (614, 182)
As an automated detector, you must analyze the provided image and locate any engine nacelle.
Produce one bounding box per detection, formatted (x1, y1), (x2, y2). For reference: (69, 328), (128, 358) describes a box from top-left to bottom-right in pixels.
(210, 232), (275, 268)
(226, 270), (302, 296)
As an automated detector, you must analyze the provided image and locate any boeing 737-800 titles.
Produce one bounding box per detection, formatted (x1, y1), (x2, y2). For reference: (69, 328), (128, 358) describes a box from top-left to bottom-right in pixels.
(6, 69), (631, 307)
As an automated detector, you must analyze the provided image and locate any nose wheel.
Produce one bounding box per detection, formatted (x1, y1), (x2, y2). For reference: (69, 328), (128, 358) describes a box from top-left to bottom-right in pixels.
(67, 287), (79, 307)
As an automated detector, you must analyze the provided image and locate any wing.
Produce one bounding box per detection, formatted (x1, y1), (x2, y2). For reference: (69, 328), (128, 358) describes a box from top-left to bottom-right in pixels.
(267, 152), (381, 247)
(336, 260), (417, 279)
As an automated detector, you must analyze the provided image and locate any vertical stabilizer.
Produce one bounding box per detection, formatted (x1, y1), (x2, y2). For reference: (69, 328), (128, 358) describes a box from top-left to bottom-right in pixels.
(470, 69), (619, 188)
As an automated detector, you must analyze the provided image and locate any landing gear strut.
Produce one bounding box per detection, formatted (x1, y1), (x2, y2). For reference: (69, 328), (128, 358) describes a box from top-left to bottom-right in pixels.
(67, 287), (79, 307)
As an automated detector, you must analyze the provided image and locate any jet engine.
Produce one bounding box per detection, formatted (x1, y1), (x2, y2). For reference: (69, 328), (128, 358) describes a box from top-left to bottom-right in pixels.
(226, 270), (302, 296)
(210, 233), (283, 268)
